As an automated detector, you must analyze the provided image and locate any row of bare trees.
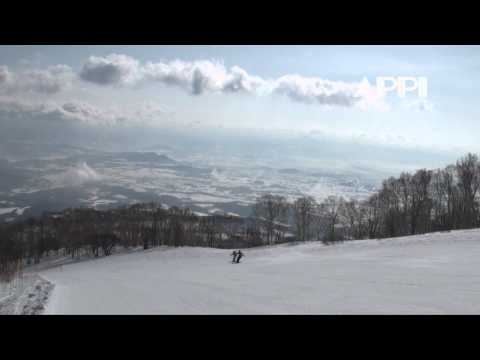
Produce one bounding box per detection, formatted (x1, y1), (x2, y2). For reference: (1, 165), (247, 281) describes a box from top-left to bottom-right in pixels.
(252, 193), (345, 244)
(359, 153), (480, 239)
(270, 153), (480, 243)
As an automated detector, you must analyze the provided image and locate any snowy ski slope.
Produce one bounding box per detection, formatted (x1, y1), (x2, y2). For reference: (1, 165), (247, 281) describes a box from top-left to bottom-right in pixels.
(41, 229), (480, 314)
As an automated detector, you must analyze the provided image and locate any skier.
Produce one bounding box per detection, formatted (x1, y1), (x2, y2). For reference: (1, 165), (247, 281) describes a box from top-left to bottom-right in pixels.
(236, 250), (244, 263)
(231, 250), (238, 263)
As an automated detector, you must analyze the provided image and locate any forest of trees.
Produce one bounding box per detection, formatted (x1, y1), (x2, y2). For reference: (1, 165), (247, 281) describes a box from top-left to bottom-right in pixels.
(287, 153), (480, 244)
(2, 152), (480, 281)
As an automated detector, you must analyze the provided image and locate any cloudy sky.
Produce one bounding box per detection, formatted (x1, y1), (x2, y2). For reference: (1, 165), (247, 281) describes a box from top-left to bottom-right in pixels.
(1, 45), (479, 173)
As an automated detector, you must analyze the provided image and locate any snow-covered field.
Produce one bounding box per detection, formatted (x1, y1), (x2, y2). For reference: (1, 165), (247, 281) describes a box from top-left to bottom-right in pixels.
(35, 228), (480, 314)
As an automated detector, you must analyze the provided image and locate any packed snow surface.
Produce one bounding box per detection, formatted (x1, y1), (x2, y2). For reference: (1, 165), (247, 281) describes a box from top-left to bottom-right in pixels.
(41, 229), (480, 314)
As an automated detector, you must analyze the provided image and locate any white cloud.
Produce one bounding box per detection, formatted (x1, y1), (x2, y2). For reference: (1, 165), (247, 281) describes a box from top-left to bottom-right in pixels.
(144, 60), (267, 95)
(79, 54), (142, 85)
(222, 65), (266, 94)
(144, 59), (227, 94)
(0, 96), (105, 124)
(78, 54), (387, 109)
(58, 101), (121, 125)
(21, 65), (75, 94)
(0, 64), (75, 95)
(0, 95), (58, 115)
(0, 96), (169, 128)
(1, 54), (390, 116)
(273, 75), (360, 107)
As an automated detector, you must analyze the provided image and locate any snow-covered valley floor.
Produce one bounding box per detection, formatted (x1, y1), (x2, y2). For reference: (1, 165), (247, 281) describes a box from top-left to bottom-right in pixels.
(40, 229), (480, 314)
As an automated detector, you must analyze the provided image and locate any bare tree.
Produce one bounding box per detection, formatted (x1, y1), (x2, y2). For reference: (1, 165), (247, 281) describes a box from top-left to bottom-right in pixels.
(253, 194), (288, 245)
(341, 199), (366, 240)
(409, 169), (432, 234)
(292, 196), (317, 242)
(318, 196), (344, 243)
(456, 153), (480, 228)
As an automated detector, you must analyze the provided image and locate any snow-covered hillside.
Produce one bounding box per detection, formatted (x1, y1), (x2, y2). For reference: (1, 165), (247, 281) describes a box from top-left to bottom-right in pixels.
(40, 229), (480, 314)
